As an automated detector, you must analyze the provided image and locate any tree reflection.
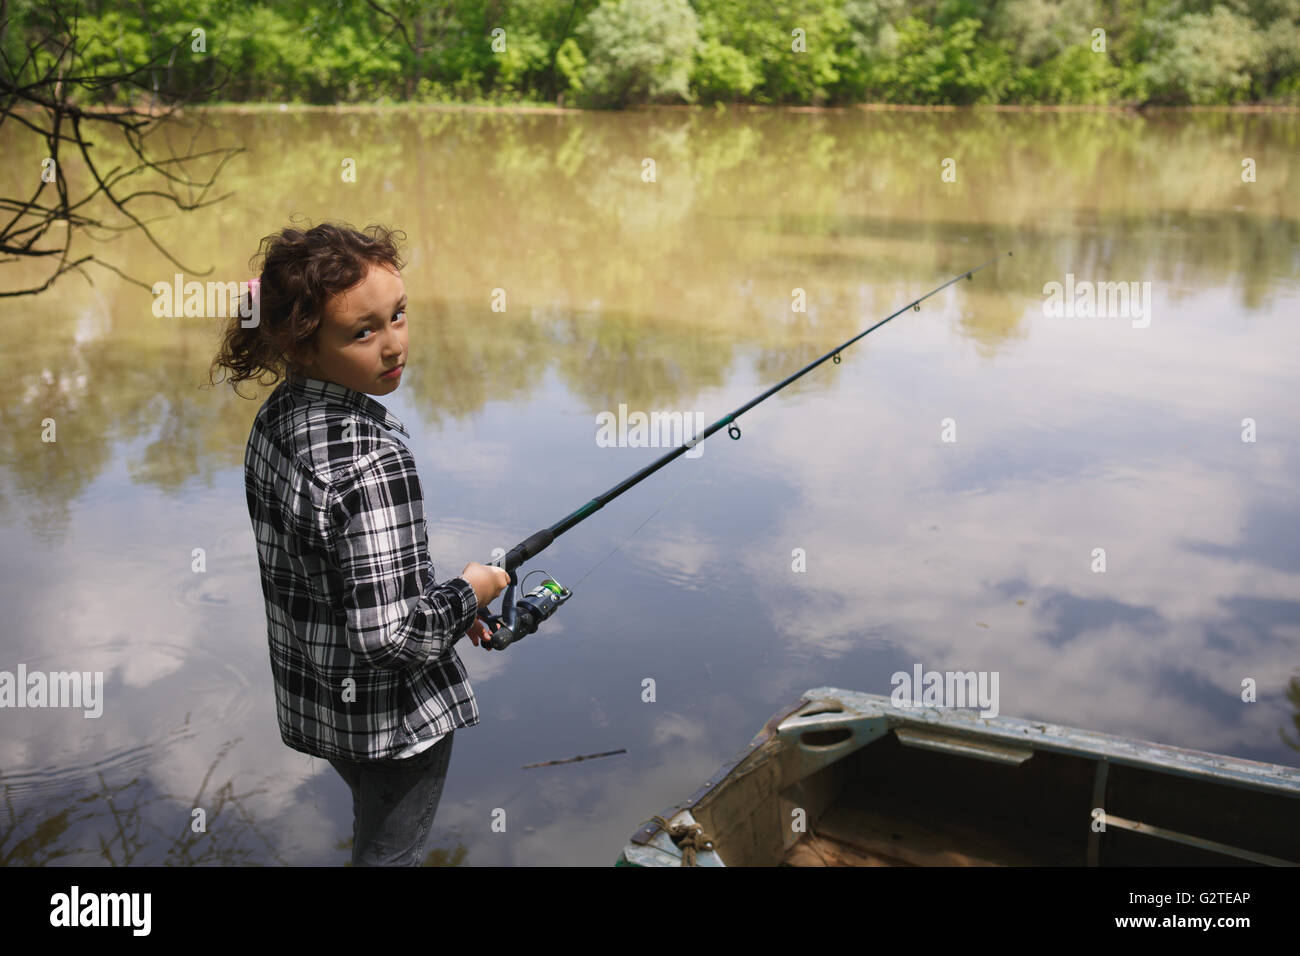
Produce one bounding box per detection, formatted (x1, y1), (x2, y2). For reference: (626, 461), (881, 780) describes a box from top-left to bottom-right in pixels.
(3, 108), (1295, 504)
(0, 737), (287, 866)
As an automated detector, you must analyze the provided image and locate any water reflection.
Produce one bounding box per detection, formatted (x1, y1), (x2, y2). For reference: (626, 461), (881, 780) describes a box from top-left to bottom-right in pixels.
(1, 742), (286, 866)
(1, 107), (1297, 865)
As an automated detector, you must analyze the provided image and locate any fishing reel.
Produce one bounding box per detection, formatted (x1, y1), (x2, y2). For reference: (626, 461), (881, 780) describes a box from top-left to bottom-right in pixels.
(475, 569), (572, 651)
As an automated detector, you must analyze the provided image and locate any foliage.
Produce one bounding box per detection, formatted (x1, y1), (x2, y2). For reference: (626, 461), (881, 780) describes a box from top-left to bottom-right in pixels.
(690, 37), (762, 102)
(574, 0), (699, 107)
(693, 0), (850, 104)
(1, 0), (1295, 106)
(555, 37), (588, 94)
(1141, 5), (1268, 103)
(868, 16), (1013, 104)
(1009, 44), (1128, 104)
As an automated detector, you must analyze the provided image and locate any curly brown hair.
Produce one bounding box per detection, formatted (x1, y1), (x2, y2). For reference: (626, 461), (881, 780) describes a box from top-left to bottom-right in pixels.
(207, 220), (407, 398)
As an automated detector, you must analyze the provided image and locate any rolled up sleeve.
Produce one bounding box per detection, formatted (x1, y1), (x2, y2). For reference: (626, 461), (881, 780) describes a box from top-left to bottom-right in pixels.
(328, 445), (479, 669)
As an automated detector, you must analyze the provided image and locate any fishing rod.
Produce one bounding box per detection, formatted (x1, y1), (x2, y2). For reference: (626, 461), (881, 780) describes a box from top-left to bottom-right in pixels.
(475, 251), (1012, 651)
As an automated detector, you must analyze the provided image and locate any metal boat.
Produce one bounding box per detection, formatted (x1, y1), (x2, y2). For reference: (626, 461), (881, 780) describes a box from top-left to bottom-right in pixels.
(616, 687), (1300, 866)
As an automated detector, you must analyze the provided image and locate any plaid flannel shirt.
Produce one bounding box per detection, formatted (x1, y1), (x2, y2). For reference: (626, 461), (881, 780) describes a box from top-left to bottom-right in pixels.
(244, 375), (479, 762)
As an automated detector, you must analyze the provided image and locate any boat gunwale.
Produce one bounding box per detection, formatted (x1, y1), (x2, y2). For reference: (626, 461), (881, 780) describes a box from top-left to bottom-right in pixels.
(626, 687), (1300, 854)
(788, 687), (1300, 797)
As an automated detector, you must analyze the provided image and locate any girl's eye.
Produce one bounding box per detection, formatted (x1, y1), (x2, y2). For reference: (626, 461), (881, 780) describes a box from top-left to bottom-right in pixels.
(355, 310), (405, 339)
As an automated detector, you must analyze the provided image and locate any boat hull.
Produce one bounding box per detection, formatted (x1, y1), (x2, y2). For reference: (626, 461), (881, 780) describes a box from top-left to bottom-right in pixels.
(617, 688), (1300, 867)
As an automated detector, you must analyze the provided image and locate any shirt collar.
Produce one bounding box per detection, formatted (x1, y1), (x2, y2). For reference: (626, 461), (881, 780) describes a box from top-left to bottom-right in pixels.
(286, 375), (410, 438)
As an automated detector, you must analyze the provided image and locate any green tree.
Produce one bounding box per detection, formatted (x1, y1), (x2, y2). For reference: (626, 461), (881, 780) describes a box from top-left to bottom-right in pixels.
(1254, 15), (1300, 100)
(986, 0), (1100, 66)
(1141, 4), (1266, 103)
(690, 37), (761, 102)
(693, 0), (850, 104)
(575, 0), (699, 107)
(870, 16), (1013, 104)
(3, 0), (1296, 107)
(837, 0), (910, 100)
(1032, 45), (1127, 103)
(555, 36), (588, 95)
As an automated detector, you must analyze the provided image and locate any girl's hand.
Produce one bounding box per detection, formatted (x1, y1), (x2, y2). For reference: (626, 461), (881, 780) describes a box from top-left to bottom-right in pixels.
(461, 561), (510, 608)
(466, 616), (497, 651)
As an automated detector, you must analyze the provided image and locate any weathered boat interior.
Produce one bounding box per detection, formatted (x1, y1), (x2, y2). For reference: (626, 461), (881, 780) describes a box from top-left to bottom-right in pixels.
(663, 693), (1300, 867)
(775, 730), (1299, 866)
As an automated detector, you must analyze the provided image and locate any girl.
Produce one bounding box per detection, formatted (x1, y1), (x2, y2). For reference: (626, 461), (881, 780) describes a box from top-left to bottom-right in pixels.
(208, 221), (508, 866)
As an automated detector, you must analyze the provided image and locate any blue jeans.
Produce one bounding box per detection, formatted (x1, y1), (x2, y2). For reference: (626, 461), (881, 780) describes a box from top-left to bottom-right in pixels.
(327, 731), (455, 866)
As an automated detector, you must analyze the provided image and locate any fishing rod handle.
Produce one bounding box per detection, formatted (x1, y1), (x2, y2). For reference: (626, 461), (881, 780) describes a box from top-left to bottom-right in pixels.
(482, 527), (554, 651)
(497, 529), (555, 574)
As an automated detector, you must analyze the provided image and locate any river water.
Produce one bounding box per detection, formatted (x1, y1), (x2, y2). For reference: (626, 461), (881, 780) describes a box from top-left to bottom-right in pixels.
(1, 106), (1297, 865)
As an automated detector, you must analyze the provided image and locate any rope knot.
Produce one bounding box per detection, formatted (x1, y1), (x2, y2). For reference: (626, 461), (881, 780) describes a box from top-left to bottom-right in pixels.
(650, 814), (716, 867)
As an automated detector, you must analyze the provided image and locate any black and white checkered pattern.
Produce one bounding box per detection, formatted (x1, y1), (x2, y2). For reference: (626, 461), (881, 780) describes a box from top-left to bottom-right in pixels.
(244, 375), (479, 761)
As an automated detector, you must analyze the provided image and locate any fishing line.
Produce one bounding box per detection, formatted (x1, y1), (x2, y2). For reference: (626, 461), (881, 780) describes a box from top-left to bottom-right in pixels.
(569, 469), (705, 591)
(476, 252), (1012, 651)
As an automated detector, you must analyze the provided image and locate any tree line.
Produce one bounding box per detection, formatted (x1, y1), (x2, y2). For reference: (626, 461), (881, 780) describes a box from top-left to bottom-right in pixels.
(2, 0), (1297, 110)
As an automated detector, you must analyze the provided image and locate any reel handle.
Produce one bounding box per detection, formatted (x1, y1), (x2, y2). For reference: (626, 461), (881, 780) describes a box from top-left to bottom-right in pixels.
(476, 566), (524, 651)
(488, 621), (518, 651)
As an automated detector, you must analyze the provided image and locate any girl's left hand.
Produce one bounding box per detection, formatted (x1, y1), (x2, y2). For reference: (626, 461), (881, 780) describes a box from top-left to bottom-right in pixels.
(466, 617), (496, 651)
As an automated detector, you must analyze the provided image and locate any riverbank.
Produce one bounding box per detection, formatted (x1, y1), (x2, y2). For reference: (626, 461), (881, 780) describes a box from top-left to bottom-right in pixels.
(188, 100), (1300, 115)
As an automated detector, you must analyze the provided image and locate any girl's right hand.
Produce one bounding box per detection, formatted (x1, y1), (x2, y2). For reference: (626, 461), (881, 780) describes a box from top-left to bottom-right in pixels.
(460, 561), (510, 609)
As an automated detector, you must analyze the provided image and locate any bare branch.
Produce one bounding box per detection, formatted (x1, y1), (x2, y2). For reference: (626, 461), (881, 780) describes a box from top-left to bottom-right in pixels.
(0, 0), (244, 297)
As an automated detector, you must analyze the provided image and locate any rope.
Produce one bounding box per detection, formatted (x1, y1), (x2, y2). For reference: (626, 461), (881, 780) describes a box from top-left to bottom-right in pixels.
(650, 814), (716, 867)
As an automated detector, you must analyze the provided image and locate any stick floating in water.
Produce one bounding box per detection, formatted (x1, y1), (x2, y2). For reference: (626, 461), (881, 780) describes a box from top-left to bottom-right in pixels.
(522, 748), (627, 769)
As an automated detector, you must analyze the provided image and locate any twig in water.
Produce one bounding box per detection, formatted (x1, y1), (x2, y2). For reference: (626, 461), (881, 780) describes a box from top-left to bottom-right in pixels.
(522, 749), (627, 769)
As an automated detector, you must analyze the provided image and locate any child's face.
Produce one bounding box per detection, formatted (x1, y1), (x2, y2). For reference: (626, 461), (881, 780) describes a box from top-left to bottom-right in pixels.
(295, 262), (408, 395)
